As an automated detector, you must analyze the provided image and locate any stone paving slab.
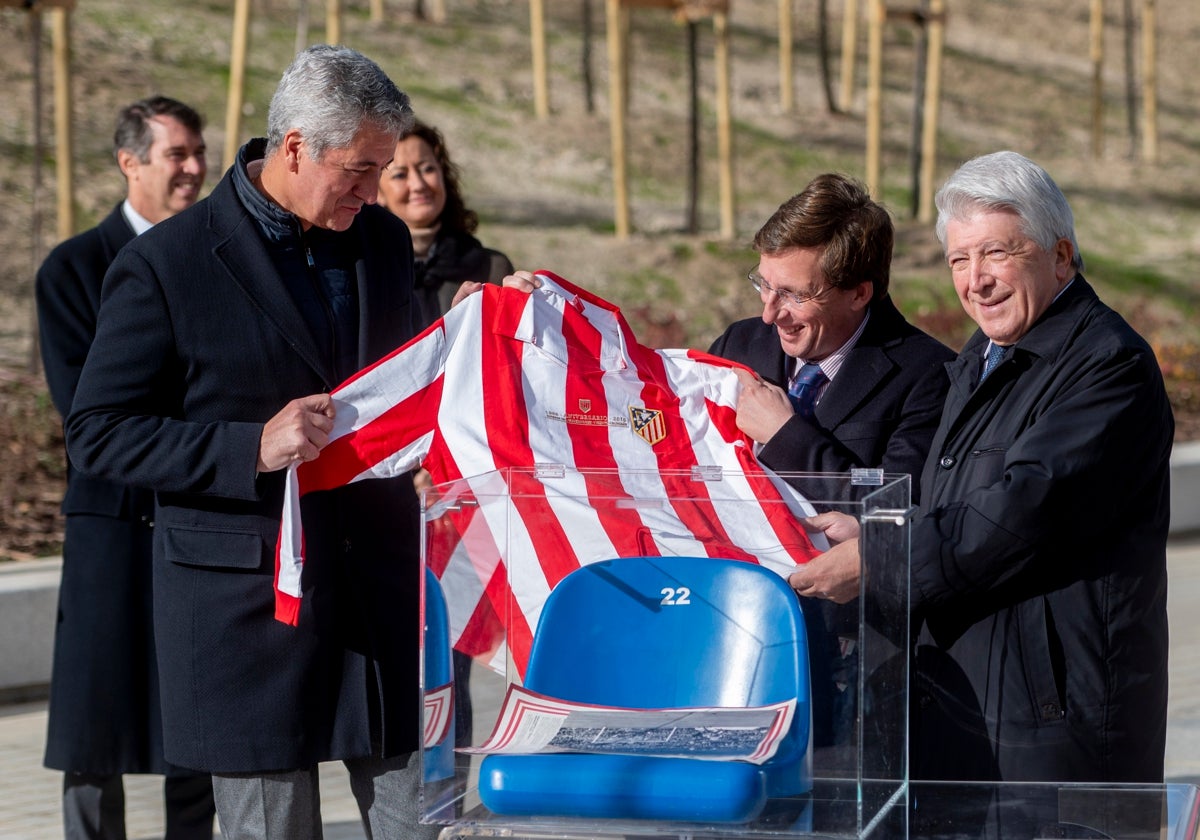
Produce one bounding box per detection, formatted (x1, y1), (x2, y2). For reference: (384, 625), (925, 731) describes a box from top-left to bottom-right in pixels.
(1165, 534), (1200, 785)
(0, 699), (367, 838)
(3, 535), (1198, 838)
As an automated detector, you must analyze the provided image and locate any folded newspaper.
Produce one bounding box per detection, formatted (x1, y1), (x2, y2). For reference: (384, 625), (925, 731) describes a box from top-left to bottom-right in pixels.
(457, 685), (796, 765)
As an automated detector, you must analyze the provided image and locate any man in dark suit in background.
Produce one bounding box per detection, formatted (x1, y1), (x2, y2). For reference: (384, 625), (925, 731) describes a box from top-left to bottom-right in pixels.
(36, 96), (215, 840)
(709, 173), (954, 750)
(65, 47), (440, 840)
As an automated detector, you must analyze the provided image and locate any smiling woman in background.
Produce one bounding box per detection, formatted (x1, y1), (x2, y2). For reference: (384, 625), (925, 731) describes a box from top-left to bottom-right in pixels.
(379, 120), (513, 328)
(380, 119), (512, 747)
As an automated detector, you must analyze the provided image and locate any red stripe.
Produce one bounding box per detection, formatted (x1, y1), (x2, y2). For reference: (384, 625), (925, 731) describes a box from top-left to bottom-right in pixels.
(703, 391), (819, 563)
(274, 528), (305, 625)
(334, 318), (444, 391)
(482, 288), (588, 590)
(619, 323), (754, 561)
(483, 553), (533, 677)
(559, 296), (651, 559)
(296, 378), (443, 497)
(420, 443), (514, 662)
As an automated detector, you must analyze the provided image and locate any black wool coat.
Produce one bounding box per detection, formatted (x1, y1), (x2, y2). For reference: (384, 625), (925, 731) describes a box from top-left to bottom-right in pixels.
(66, 166), (424, 773)
(709, 294), (954, 749)
(37, 204), (177, 775)
(413, 228), (513, 330)
(911, 276), (1172, 783)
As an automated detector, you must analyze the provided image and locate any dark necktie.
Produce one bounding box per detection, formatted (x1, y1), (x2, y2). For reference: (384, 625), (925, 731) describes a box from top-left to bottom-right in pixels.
(788, 363), (827, 418)
(980, 342), (1006, 382)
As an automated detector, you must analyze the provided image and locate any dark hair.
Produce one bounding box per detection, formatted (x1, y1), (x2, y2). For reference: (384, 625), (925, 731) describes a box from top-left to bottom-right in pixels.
(399, 120), (478, 235)
(113, 96), (205, 163)
(753, 173), (893, 298)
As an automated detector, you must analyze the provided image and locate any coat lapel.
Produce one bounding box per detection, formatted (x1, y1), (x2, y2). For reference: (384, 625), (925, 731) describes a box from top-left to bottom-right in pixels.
(811, 297), (901, 427)
(756, 340), (792, 390)
(97, 204), (135, 263)
(815, 344), (891, 427)
(207, 189), (336, 387)
(354, 212), (391, 369)
(354, 205), (416, 368)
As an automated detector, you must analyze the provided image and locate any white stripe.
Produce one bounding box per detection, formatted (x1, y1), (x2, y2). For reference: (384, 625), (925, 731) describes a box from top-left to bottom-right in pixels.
(278, 465), (304, 599)
(277, 276), (823, 667)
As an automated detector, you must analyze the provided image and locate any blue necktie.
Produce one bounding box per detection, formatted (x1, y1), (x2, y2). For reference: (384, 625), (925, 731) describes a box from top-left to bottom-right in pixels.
(980, 342), (1006, 382)
(789, 363), (827, 418)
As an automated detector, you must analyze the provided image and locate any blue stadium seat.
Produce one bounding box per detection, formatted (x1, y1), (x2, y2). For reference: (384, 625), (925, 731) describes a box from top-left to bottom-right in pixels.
(423, 567), (455, 782)
(478, 555), (812, 822)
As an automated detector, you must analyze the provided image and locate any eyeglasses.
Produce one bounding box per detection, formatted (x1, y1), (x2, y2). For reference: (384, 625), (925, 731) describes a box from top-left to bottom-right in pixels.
(748, 271), (836, 309)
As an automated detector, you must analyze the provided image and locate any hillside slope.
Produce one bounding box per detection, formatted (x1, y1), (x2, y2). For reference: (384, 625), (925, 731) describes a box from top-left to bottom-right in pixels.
(0, 0), (1196, 558)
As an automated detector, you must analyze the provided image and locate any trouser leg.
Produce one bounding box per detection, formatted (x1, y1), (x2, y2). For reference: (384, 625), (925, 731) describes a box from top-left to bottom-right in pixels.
(163, 773), (217, 840)
(62, 772), (125, 840)
(451, 651), (473, 747)
(210, 768), (322, 840)
(344, 752), (441, 840)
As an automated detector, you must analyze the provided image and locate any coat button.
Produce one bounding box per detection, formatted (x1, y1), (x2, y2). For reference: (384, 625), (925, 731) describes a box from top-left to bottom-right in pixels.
(343, 538), (353, 553)
(1041, 703), (1063, 719)
(939, 455), (956, 469)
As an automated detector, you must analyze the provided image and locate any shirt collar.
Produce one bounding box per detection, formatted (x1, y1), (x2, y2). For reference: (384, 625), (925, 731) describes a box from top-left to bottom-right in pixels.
(232, 138), (304, 243)
(120, 200), (155, 236)
(792, 309), (870, 386)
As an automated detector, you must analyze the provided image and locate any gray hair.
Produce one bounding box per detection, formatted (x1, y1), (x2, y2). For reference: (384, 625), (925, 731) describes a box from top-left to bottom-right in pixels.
(934, 150), (1084, 272)
(113, 96), (205, 163)
(265, 45), (414, 160)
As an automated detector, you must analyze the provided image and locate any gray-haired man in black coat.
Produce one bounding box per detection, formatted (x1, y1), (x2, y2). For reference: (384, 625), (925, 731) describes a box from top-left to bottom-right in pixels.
(790, 151), (1172, 785)
(66, 47), (441, 839)
(709, 173), (954, 755)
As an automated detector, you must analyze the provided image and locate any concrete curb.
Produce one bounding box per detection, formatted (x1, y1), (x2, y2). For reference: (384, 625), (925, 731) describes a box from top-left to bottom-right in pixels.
(0, 558), (58, 699)
(1172, 441), (1200, 536)
(3, 443), (1200, 695)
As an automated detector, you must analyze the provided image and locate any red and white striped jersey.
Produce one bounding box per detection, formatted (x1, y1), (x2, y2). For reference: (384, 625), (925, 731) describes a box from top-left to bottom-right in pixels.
(275, 272), (822, 669)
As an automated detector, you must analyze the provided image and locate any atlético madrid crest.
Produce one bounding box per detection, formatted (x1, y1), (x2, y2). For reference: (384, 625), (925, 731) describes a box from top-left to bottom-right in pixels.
(629, 406), (666, 445)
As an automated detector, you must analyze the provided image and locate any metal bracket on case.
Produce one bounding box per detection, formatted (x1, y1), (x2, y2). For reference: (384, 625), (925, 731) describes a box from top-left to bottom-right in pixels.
(850, 467), (886, 486)
(862, 506), (917, 526)
(535, 463), (567, 479)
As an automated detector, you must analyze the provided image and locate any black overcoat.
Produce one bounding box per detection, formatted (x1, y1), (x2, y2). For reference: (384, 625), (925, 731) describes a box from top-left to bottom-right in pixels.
(709, 294), (954, 748)
(37, 204), (171, 774)
(911, 276), (1172, 782)
(413, 228), (513, 329)
(66, 164), (423, 773)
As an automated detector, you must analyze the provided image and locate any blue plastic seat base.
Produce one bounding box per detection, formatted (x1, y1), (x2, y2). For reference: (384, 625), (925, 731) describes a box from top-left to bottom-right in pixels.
(423, 569), (455, 782)
(475, 556), (812, 822)
(479, 752), (768, 822)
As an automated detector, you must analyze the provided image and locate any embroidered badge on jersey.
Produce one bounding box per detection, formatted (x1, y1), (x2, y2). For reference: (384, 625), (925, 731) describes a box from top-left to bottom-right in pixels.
(630, 406), (666, 445)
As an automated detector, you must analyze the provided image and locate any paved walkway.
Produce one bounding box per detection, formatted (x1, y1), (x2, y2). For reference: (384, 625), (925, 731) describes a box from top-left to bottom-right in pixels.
(2, 535), (1199, 838)
(0, 715), (368, 839)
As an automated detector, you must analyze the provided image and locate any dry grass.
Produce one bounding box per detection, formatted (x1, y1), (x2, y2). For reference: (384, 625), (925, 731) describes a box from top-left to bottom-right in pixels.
(0, 368), (64, 560)
(1, 0), (1199, 558)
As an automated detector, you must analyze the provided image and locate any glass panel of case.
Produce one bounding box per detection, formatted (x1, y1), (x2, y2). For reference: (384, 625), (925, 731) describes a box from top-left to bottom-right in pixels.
(418, 467), (912, 839)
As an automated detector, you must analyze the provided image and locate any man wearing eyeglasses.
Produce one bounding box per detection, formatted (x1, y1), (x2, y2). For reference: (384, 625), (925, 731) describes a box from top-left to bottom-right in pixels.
(710, 173), (954, 492)
(708, 173), (954, 749)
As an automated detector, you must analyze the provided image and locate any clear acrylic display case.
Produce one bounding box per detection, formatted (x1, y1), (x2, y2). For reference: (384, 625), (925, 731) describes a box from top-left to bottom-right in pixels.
(417, 466), (912, 839)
